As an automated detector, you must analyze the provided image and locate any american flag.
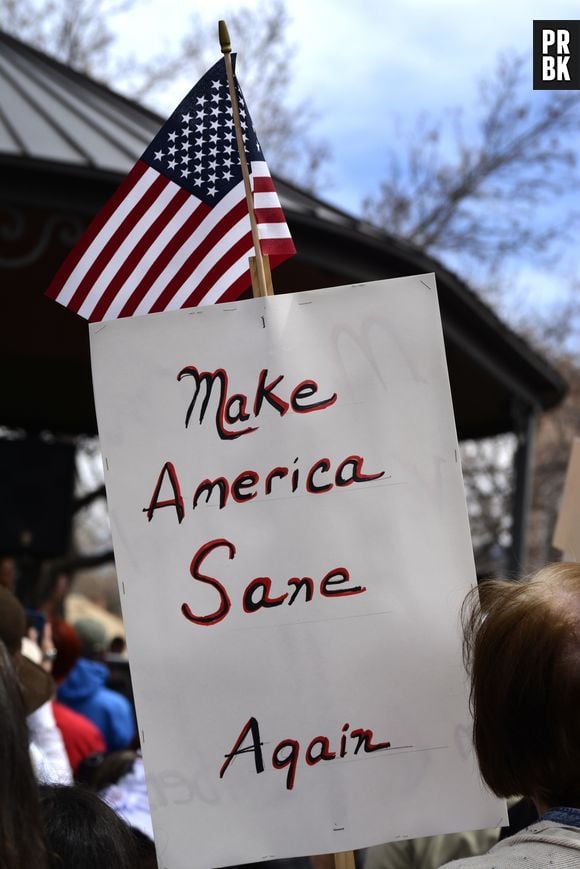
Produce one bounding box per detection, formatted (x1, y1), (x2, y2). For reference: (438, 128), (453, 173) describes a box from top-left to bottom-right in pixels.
(46, 57), (296, 321)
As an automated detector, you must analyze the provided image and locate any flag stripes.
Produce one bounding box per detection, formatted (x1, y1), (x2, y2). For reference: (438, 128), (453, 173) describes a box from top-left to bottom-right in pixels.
(46, 160), (293, 321)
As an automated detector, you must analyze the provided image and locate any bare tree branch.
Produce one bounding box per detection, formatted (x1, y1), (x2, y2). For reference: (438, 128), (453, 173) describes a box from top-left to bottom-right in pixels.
(363, 52), (580, 271)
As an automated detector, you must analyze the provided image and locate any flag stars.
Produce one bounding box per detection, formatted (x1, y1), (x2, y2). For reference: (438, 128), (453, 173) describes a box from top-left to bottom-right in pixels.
(147, 72), (261, 205)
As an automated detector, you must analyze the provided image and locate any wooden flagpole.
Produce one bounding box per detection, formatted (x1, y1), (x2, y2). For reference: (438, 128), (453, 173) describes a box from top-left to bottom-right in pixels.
(311, 851), (356, 869)
(219, 20), (273, 299)
(334, 851), (356, 869)
(218, 21), (355, 869)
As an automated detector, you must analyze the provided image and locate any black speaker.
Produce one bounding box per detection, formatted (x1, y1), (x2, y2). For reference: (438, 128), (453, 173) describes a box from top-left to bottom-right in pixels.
(0, 439), (75, 557)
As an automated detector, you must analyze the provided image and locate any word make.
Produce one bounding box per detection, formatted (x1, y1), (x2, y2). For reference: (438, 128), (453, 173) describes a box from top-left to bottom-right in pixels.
(178, 366), (337, 440)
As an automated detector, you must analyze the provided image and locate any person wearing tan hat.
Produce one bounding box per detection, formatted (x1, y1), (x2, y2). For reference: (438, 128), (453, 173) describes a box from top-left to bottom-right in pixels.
(0, 586), (72, 783)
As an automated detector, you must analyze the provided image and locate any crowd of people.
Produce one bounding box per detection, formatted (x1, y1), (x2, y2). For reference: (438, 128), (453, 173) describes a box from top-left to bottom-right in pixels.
(0, 562), (156, 868)
(1, 558), (580, 868)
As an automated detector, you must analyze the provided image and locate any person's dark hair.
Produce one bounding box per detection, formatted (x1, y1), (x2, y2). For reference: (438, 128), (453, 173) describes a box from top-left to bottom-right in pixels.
(90, 750), (138, 791)
(463, 561), (580, 808)
(0, 639), (47, 869)
(132, 827), (159, 869)
(39, 784), (139, 869)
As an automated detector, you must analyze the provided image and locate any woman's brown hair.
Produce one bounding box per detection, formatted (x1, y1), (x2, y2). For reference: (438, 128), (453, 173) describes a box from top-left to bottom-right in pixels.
(0, 639), (47, 869)
(463, 562), (580, 809)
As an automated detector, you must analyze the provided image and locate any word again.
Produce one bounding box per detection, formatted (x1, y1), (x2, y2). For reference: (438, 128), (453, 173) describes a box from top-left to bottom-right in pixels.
(177, 366), (337, 440)
(180, 537), (366, 626)
(220, 716), (392, 791)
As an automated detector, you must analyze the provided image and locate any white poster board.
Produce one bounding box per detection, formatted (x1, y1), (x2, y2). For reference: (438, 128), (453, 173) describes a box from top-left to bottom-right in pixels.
(90, 276), (505, 869)
(553, 437), (580, 561)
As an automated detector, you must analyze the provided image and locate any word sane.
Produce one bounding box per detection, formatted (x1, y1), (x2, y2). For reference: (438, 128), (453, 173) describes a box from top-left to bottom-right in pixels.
(180, 538), (366, 626)
(220, 716), (392, 791)
(177, 366), (337, 440)
(144, 454), (384, 524)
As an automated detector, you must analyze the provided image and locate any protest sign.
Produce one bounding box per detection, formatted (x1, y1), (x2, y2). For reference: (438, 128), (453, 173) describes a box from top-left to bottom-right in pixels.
(553, 437), (580, 560)
(89, 275), (506, 869)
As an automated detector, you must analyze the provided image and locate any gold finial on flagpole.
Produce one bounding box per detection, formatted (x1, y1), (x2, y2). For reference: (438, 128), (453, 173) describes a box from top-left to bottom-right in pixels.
(218, 20), (231, 54)
(218, 20), (272, 298)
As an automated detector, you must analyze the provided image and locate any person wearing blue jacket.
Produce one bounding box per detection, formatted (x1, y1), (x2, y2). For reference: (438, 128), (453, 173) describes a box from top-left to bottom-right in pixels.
(57, 619), (135, 753)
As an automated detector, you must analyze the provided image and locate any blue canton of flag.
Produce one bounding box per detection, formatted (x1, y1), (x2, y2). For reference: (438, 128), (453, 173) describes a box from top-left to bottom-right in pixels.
(143, 59), (260, 204)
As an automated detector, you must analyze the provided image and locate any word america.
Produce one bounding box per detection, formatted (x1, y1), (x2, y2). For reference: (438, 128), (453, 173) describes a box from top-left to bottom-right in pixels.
(144, 454), (385, 522)
(220, 716), (392, 791)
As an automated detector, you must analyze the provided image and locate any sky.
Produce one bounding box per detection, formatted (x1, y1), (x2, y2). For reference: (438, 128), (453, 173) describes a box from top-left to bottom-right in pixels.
(110, 0), (578, 202)
(110, 0), (580, 325)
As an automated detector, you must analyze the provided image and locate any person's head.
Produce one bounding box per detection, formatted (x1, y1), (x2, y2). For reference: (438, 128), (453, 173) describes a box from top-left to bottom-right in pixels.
(50, 618), (81, 683)
(90, 750), (138, 792)
(463, 561), (580, 810)
(33, 561), (71, 618)
(0, 639), (47, 869)
(73, 618), (107, 660)
(0, 586), (54, 715)
(0, 557), (16, 593)
(39, 784), (139, 869)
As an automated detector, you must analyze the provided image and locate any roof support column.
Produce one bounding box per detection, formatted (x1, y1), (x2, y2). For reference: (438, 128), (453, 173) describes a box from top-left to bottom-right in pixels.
(509, 400), (539, 577)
